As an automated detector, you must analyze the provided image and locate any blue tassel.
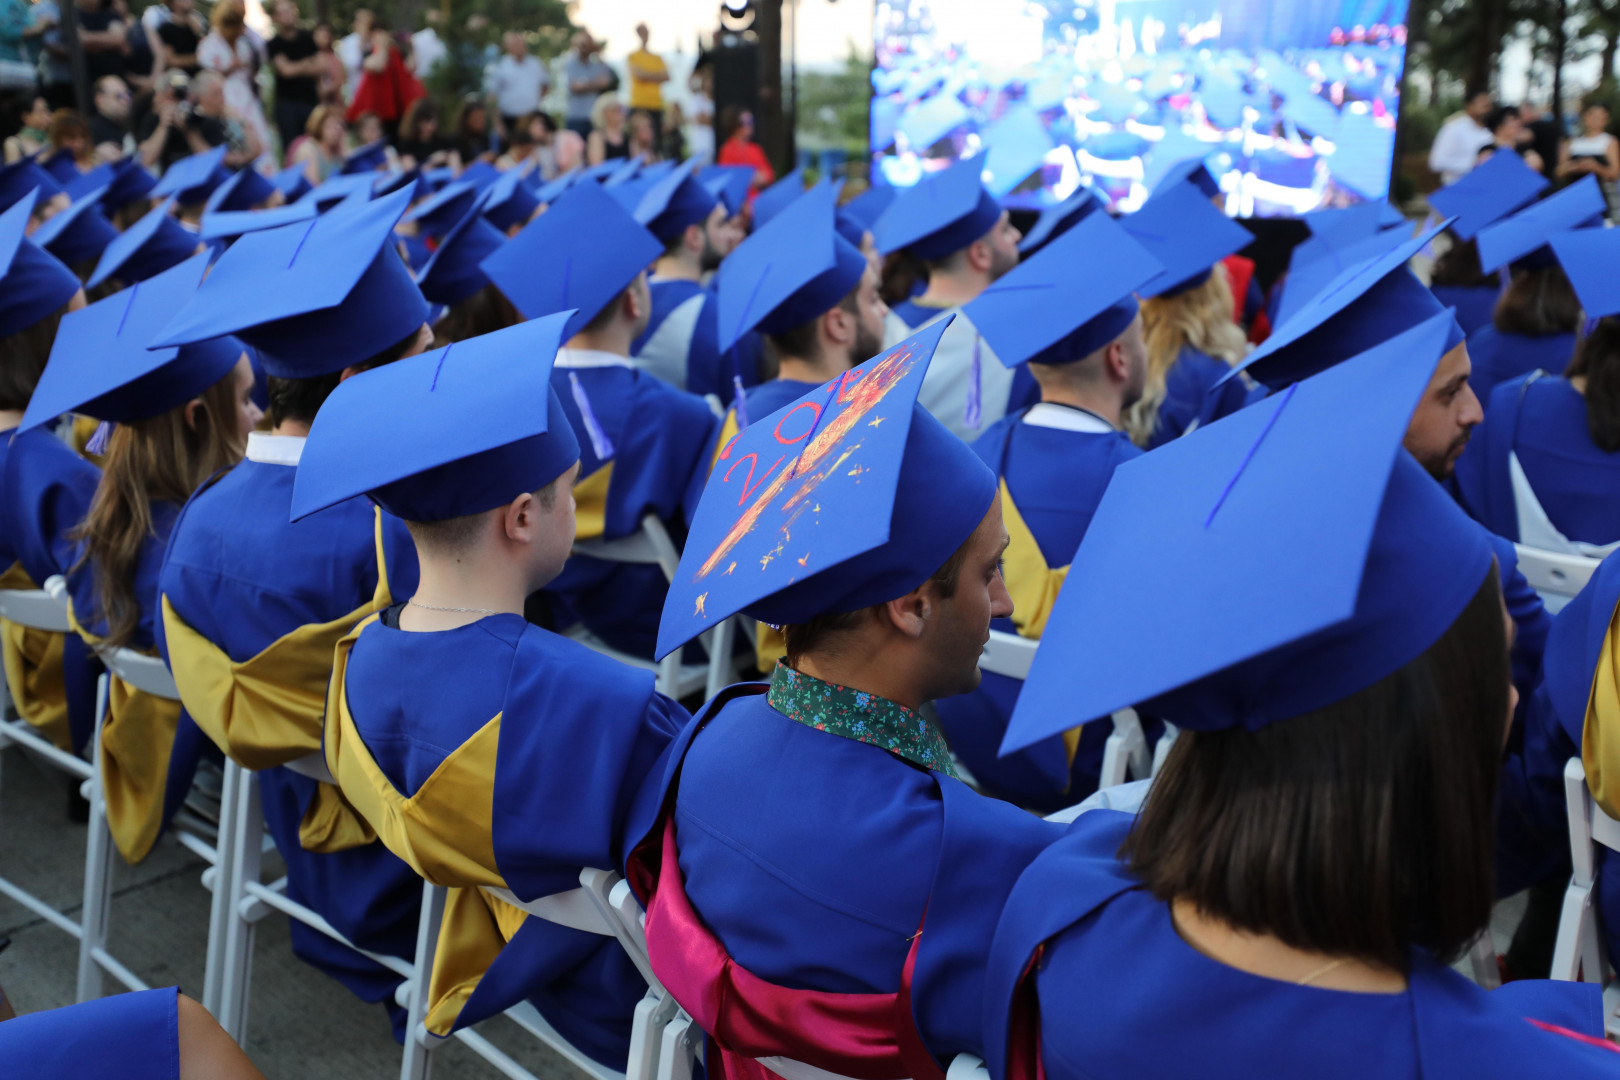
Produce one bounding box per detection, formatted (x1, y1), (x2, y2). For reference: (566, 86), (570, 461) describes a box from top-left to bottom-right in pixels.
(732, 374), (750, 430)
(964, 333), (983, 431)
(567, 372), (615, 462)
(86, 420), (114, 456)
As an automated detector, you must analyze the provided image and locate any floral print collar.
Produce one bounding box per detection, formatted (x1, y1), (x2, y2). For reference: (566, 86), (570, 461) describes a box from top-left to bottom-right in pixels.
(766, 662), (958, 777)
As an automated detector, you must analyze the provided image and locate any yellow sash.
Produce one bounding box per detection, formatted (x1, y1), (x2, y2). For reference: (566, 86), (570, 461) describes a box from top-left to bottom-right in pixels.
(326, 613), (528, 1033)
(708, 407), (740, 475)
(573, 463), (613, 542)
(1584, 596), (1620, 819)
(68, 602), (181, 865)
(0, 562), (72, 752)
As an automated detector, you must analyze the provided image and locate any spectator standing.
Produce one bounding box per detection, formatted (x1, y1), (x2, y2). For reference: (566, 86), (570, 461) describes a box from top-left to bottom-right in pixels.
(143, 0), (204, 75)
(198, 0), (271, 166)
(563, 30), (613, 139)
(486, 31), (548, 148)
(4, 94), (51, 161)
(30, 0), (72, 109)
(684, 61), (714, 165)
(89, 74), (132, 158)
(410, 8), (444, 80)
(1560, 100), (1620, 219)
(136, 67), (191, 170)
(1519, 100), (1562, 178)
(396, 96), (450, 169)
(291, 101), (345, 182)
(311, 20), (344, 105)
(1428, 86), (1494, 184)
(0, 0), (27, 61)
(185, 67), (264, 168)
(111, 0), (153, 97)
(585, 92), (627, 164)
(266, 0), (320, 154)
(73, 0), (127, 84)
(626, 22), (667, 138)
(336, 7), (371, 102)
(1481, 104), (1544, 174)
(345, 18), (423, 142)
(717, 106), (773, 196)
(661, 101), (685, 162)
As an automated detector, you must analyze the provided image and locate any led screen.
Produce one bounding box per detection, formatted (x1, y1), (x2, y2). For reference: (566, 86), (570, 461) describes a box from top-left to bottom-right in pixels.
(872, 0), (1410, 217)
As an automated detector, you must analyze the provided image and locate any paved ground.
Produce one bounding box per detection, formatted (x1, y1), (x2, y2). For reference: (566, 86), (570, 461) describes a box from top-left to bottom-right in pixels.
(0, 746), (579, 1080)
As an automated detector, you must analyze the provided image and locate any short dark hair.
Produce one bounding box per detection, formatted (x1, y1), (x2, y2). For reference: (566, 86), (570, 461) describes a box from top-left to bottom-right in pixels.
(781, 528), (973, 665)
(763, 287), (861, 375)
(1465, 84), (1492, 104)
(1122, 566), (1508, 973)
(405, 477), (561, 550)
(1483, 104), (1520, 134)
(1567, 316), (1620, 451)
(435, 285), (521, 346)
(264, 323), (423, 427)
(1494, 263), (1582, 337)
(0, 297), (76, 410)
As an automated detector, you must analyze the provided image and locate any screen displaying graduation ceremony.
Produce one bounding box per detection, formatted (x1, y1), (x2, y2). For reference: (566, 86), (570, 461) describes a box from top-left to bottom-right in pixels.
(4, 0), (1620, 1076)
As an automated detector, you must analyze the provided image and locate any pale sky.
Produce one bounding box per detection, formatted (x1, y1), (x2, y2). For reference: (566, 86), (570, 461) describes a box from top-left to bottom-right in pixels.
(570, 0), (875, 73)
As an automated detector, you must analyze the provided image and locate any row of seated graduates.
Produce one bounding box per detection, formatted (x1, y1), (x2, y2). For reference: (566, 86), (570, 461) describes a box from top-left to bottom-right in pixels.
(2, 125), (1620, 1079)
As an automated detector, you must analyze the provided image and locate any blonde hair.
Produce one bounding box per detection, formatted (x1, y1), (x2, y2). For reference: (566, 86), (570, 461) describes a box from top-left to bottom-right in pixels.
(212, 0), (246, 31)
(591, 93), (623, 131)
(1125, 264), (1247, 447)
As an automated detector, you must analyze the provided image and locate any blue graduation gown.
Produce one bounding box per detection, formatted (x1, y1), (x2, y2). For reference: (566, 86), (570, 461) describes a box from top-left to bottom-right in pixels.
(546, 358), (719, 659)
(1431, 284), (1499, 338)
(0, 987), (181, 1080)
(661, 684), (1063, 1064)
(157, 455), (424, 1032)
(1148, 347), (1248, 449)
(631, 278), (765, 407)
(1466, 325), (1576, 404)
(933, 407), (1143, 812)
(1455, 374), (1620, 546)
(337, 612), (689, 1065)
(983, 811), (1614, 1080)
(889, 298), (945, 331)
(1487, 530), (1551, 703)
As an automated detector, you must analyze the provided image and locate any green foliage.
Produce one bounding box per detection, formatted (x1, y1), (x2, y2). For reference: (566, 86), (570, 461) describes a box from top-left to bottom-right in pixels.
(794, 46), (870, 152)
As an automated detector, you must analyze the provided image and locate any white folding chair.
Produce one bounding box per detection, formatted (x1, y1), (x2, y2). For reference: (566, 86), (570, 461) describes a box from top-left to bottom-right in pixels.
(946, 1056), (990, 1080)
(1551, 757), (1620, 1038)
(569, 515), (742, 700)
(0, 575), (91, 944)
(1515, 545), (1602, 616)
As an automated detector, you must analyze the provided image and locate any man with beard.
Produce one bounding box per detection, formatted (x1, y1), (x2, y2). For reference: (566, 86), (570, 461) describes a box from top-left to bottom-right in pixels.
(630, 161), (745, 395)
(873, 152), (1031, 440)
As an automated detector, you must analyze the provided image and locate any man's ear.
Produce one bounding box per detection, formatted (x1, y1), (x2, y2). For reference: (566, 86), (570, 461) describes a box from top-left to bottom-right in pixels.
(503, 492), (536, 543)
(881, 587), (932, 640)
(965, 237), (993, 275)
(623, 281), (646, 322)
(822, 304), (853, 349)
(1105, 341), (1128, 383)
(684, 221), (705, 255)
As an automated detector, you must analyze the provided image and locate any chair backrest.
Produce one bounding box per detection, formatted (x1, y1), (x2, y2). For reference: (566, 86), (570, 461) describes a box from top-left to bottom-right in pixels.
(482, 884), (617, 936)
(0, 588), (72, 633)
(573, 515), (682, 583)
(101, 646), (180, 700)
(979, 629), (1036, 680)
(283, 751), (337, 785)
(1515, 544), (1601, 613)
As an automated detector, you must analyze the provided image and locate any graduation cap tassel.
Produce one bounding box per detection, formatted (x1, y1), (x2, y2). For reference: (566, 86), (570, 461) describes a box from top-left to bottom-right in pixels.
(730, 347), (750, 430)
(86, 420), (114, 456)
(964, 332), (983, 431)
(568, 372), (616, 462)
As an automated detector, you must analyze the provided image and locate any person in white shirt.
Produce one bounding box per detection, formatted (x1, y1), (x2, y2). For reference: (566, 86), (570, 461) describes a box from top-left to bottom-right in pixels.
(410, 9), (444, 79)
(684, 61), (715, 165)
(1428, 87), (1495, 185)
(336, 6), (370, 103)
(486, 31), (549, 151)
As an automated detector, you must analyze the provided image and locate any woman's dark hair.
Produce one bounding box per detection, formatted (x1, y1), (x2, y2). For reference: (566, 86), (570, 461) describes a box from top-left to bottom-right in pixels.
(719, 104), (748, 142)
(458, 96), (487, 137)
(1566, 316), (1620, 451)
(1494, 263), (1583, 336)
(530, 110), (557, 135)
(399, 96), (438, 142)
(0, 297), (76, 410)
(434, 285), (521, 346)
(1122, 567), (1509, 974)
(265, 323), (423, 427)
(879, 249), (928, 308)
(1484, 103), (1520, 134)
(1428, 237), (1498, 289)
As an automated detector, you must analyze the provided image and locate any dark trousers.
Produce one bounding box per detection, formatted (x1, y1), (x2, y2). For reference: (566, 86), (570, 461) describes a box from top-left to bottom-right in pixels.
(274, 97), (315, 155)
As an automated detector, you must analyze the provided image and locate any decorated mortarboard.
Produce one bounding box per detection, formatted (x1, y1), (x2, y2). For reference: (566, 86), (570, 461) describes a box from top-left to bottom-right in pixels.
(481, 167), (541, 233)
(839, 184), (896, 233)
(0, 193), (81, 337)
(714, 181), (867, 352)
(1426, 149), (1548, 242)
(204, 166), (278, 214)
(1152, 155), (1221, 199)
(86, 198), (200, 290)
(871, 152), (1001, 259)
(980, 105), (1053, 197)
(480, 180), (661, 339)
(1003, 311), (1493, 751)
(898, 92), (971, 151)
(198, 197), (318, 243)
(751, 168), (807, 229)
(340, 139), (390, 174)
(965, 211), (1161, 369)
(699, 165), (753, 217)
(301, 172), (377, 207)
(1275, 224), (1414, 326)
(290, 311), (580, 524)
(152, 186), (430, 379)
(633, 159), (720, 245)
(1476, 175), (1606, 273)
(0, 157), (65, 213)
(272, 162), (313, 204)
(1324, 109), (1394, 199)
(20, 253), (243, 432)
(1549, 228), (1620, 318)
(656, 316), (996, 659)
(30, 184), (118, 266)
(151, 146), (229, 205)
(403, 179), (478, 236)
(416, 193), (505, 305)
(1227, 217), (1459, 391)
(1017, 186), (1100, 256)
(1124, 181), (1252, 298)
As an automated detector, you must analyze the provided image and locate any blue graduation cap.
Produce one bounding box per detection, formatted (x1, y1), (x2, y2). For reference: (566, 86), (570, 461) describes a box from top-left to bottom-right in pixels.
(31, 184), (119, 266)
(21, 253), (243, 431)
(634, 160), (720, 245)
(422, 166), (456, 190)
(898, 93), (971, 151)
(1275, 224), (1414, 327)
(480, 179), (662, 340)
(301, 172), (377, 207)
(871, 152), (1001, 259)
(607, 170), (665, 215)
(1300, 200), (1405, 247)
(0, 157), (65, 213)
(0, 194), (81, 337)
(698, 164), (753, 216)
(481, 168), (540, 233)
(1123, 181), (1252, 298)
(341, 139), (390, 174)
(1003, 311), (1493, 749)
(1476, 175), (1606, 273)
(752, 168), (807, 229)
(839, 184), (896, 234)
(273, 162), (313, 204)
(601, 156), (645, 189)
(1153, 155), (1221, 199)
(151, 146), (230, 205)
(656, 316), (997, 659)
(64, 163), (114, 202)
(714, 181), (866, 351)
(1426, 149), (1548, 242)
(403, 179), (477, 237)
(416, 194), (505, 305)
(198, 198), (318, 243)
(152, 186), (430, 378)
(91, 158), (160, 212)
(204, 166), (277, 214)
(39, 150), (79, 185)
(1017, 187), (1100, 256)
(290, 311), (580, 524)
(1230, 217), (1458, 391)
(535, 168), (582, 207)
(965, 212), (1161, 368)
(458, 161), (501, 192)
(1325, 108), (1394, 199)
(86, 199), (201, 290)
(1549, 227), (1620, 318)
(980, 105), (1053, 197)
(374, 167), (430, 202)
(579, 159), (622, 184)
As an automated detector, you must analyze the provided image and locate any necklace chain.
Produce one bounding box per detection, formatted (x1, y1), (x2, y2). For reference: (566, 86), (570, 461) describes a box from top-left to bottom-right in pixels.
(407, 599), (501, 616)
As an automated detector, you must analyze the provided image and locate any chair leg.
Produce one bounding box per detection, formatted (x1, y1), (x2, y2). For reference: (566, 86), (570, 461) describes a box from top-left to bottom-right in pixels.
(1150, 725), (1178, 777)
(400, 881), (446, 1080)
(655, 1015), (700, 1080)
(219, 768), (263, 1041)
(201, 760), (242, 1018)
(75, 674), (113, 1002)
(1552, 880), (1595, 981)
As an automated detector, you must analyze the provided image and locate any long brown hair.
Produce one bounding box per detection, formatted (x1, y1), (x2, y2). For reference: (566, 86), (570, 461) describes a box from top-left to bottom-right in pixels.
(1567, 316), (1620, 452)
(1126, 265), (1246, 446)
(1494, 263), (1583, 337)
(72, 374), (246, 649)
